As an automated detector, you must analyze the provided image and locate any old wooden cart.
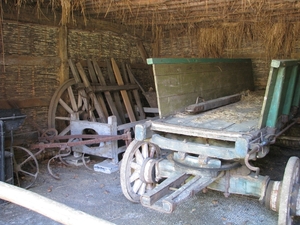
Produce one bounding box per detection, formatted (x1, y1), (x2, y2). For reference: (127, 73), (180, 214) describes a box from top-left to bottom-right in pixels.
(120, 58), (300, 225)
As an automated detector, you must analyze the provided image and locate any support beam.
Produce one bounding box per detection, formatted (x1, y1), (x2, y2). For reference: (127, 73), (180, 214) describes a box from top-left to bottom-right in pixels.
(58, 25), (69, 84)
(0, 181), (115, 225)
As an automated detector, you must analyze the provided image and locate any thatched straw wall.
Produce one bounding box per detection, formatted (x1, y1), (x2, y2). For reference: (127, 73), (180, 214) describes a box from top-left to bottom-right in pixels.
(0, 20), (149, 144)
(153, 22), (300, 89)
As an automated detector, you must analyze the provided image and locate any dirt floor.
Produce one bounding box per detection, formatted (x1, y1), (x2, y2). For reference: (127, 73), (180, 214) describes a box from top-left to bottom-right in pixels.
(1, 145), (300, 225)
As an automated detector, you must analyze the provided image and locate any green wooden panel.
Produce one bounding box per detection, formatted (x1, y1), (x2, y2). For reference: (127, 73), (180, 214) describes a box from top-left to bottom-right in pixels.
(147, 58), (251, 65)
(282, 66), (298, 115)
(292, 72), (300, 108)
(151, 59), (254, 117)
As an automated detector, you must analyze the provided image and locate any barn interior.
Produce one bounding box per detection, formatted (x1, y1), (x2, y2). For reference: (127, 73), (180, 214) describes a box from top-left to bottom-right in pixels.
(0, 0), (300, 224)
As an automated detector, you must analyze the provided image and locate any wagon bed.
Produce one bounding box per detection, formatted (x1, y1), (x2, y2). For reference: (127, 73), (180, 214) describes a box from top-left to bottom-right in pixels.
(153, 91), (264, 135)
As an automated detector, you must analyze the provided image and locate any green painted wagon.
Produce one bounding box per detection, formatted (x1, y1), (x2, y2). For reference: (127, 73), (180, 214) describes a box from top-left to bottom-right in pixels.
(120, 58), (300, 225)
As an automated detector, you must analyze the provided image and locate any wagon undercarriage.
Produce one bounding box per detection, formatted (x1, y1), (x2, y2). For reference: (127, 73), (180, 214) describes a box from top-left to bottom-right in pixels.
(120, 58), (300, 225)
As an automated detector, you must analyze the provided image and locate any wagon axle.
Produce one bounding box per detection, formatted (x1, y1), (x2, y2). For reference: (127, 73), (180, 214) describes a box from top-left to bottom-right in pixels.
(120, 140), (300, 224)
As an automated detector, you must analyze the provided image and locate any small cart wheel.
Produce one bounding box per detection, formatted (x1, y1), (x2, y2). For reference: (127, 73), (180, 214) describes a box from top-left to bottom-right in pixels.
(12, 146), (39, 189)
(278, 156), (300, 225)
(120, 140), (161, 203)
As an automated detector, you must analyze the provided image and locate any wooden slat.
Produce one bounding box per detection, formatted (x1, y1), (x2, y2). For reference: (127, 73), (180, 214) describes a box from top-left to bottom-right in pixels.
(92, 59), (122, 125)
(106, 59), (126, 124)
(121, 62), (136, 117)
(76, 62), (107, 123)
(111, 58), (136, 122)
(92, 84), (139, 92)
(68, 59), (96, 121)
(87, 60), (109, 119)
(126, 64), (146, 120)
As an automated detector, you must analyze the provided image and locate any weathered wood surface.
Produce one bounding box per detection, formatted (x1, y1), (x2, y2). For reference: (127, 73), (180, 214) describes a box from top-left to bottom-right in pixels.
(148, 58), (254, 117)
(92, 59), (122, 125)
(106, 59), (126, 124)
(76, 62), (107, 123)
(151, 91), (264, 139)
(111, 58), (136, 122)
(86, 60), (109, 119)
(0, 181), (115, 225)
(126, 64), (146, 120)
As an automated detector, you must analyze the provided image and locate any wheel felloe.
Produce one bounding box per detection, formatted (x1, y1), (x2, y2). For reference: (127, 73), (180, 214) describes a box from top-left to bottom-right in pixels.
(278, 156), (300, 225)
(120, 140), (161, 203)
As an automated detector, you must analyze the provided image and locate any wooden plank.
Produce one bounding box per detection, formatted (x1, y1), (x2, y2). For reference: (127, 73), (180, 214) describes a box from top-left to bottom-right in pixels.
(76, 62), (107, 123)
(111, 58), (136, 123)
(92, 84), (139, 92)
(0, 182), (115, 225)
(0, 98), (48, 109)
(92, 59), (122, 125)
(151, 60), (254, 117)
(126, 64), (146, 120)
(121, 62), (135, 114)
(68, 59), (95, 121)
(87, 60), (109, 119)
(106, 59), (126, 124)
(147, 58), (252, 65)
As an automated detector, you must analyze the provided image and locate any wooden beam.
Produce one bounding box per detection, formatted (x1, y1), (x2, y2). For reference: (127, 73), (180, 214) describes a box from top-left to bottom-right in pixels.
(111, 58), (136, 122)
(0, 181), (115, 225)
(0, 56), (60, 66)
(58, 25), (69, 84)
(0, 98), (49, 109)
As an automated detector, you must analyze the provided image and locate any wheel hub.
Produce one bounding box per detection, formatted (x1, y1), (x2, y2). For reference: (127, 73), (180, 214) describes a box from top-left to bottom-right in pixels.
(140, 158), (157, 184)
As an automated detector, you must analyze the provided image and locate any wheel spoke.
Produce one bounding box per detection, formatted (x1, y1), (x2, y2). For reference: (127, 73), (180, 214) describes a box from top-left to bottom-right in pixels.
(138, 182), (146, 195)
(58, 98), (74, 114)
(129, 170), (140, 183)
(132, 179), (143, 193)
(17, 156), (34, 168)
(142, 143), (149, 158)
(135, 150), (144, 165)
(130, 162), (140, 170)
(18, 169), (37, 178)
(58, 125), (71, 136)
(55, 116), (71, 121)
(120, 140), (161, 203)
(67, 86), (78, 112)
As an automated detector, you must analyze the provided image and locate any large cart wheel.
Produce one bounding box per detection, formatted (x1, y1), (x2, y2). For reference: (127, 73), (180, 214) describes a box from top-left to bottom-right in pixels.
(278, 156), (300, 225)
(120, 140), (161, 202)
(48, 78), (95, 136)
(12, 146), (39, 189)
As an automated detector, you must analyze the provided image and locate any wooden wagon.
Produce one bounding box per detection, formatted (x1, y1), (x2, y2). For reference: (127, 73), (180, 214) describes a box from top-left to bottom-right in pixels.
(120, 58), (300, 225)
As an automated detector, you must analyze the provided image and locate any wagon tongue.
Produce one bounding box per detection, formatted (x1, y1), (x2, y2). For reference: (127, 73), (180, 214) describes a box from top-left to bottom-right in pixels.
(140, 172), (217, 213)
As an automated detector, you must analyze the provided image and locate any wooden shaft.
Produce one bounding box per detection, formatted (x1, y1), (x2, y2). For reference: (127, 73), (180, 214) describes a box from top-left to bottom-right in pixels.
(0, 181), (115, 225)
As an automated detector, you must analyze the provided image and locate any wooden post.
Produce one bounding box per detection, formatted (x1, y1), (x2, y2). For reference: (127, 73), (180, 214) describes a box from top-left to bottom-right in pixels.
(0, 181), (115, 225)
(58, 25), (69, 84)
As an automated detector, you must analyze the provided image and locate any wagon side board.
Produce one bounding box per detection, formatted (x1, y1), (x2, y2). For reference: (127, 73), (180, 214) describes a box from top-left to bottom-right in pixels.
(258, 59), (300, 131)
(147, 58), (254, 117)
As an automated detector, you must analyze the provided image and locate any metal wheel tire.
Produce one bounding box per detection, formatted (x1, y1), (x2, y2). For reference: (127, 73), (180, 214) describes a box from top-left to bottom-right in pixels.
(120, 140), (161, 203)
(13, 146), (39, 189)
(278, 156), (300, 225)
(48, 78), (95, 136)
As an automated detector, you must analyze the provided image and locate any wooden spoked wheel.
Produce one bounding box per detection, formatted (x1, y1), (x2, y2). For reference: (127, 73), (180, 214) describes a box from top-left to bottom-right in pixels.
(48, 78), (96, 136)
(120, 140), (161, 202)
(12, 146), (39, 189)
(278, 156), (300, 225)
